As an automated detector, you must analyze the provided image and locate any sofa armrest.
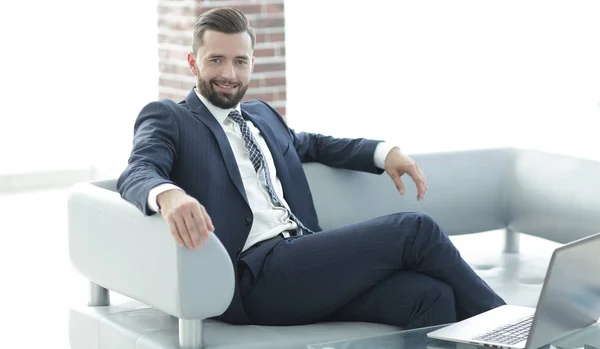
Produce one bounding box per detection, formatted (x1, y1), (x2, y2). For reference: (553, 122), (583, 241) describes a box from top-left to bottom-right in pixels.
(304, 148), (516, 235)
(67, 180), (235, 320)
(510, 150), (600, 243)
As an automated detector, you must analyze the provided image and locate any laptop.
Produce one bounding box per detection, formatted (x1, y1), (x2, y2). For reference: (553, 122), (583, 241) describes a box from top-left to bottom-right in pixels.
(428, 232), (600, 349)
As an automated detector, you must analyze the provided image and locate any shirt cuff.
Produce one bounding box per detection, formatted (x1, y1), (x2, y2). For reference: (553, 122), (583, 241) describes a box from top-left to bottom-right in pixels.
(374, 142), (400, 169)
(148, 183), (183, 213)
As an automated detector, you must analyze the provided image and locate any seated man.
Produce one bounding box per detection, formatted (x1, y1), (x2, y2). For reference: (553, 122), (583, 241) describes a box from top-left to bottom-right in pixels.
(117, 7), (505, 328)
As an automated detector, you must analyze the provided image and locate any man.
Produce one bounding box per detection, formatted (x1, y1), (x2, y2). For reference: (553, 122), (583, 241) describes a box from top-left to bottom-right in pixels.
(117, 7), (505, 328)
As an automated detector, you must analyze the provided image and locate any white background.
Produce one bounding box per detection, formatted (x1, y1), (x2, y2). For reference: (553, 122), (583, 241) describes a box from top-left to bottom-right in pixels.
(285, 0), (600, 159)
(0, 0), (159, 176)
(2, 1), (600, 178)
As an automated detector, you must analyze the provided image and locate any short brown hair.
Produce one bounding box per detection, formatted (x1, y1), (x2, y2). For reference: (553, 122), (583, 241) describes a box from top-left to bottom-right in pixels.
(192, 7), (256, 53)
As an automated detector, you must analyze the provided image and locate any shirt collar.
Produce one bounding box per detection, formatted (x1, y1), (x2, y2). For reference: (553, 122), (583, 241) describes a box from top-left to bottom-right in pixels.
(194, 88), (241, 125)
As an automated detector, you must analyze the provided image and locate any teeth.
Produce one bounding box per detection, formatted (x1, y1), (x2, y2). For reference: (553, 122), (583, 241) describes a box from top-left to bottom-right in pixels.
(216, 83), (235, 88)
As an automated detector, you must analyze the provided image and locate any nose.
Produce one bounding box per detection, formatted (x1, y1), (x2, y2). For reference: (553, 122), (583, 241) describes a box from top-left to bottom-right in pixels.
(220, 62), (236, 81)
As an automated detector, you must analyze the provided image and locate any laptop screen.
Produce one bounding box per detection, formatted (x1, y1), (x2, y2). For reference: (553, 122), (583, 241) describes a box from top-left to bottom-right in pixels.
(527, 233), (600, 349)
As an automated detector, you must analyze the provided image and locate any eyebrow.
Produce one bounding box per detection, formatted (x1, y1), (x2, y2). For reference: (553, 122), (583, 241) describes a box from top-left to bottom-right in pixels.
(207, 54), (250, 60)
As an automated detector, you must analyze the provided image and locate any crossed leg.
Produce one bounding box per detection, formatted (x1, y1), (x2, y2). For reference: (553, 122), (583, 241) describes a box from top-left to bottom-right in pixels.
(239, 212), (505, 327)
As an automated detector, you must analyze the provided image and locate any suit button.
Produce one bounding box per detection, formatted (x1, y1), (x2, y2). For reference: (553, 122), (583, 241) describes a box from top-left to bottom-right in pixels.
(244, 217), (252, 226)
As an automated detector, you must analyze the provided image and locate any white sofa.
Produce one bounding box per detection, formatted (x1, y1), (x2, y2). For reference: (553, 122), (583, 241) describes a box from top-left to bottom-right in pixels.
(67, 147), (600, 349)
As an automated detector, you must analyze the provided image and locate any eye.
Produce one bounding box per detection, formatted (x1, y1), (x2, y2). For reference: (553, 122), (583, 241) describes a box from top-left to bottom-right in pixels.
(236, 59), (248, 65)
(209, 58), (222, 64)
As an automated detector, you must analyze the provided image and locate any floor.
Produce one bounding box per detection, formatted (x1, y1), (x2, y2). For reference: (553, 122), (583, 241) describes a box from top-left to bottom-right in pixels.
(0, 187), (562, 348)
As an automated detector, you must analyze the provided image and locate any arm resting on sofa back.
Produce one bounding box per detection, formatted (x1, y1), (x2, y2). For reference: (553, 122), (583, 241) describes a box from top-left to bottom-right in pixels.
(304, 148), (516, 236)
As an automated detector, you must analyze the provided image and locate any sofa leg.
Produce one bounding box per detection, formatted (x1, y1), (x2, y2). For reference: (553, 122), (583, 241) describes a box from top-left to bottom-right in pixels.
(179, 319), (203, 349)
(503, 228), (520, 254)
(89, 282), (110, 306)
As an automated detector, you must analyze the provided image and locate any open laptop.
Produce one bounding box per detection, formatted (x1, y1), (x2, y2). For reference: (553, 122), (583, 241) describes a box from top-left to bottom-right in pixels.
(428, 232), (600, 349)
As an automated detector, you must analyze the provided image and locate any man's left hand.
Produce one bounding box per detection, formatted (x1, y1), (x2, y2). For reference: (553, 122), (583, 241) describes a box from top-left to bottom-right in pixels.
(384, 148), (428, 200)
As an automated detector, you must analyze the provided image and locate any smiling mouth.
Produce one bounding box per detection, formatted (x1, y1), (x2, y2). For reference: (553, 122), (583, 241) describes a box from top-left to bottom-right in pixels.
(213, 82), (239, 91)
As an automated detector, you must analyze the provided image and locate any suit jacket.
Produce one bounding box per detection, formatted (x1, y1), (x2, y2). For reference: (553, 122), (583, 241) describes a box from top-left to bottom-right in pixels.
(117, 88), (384, 324)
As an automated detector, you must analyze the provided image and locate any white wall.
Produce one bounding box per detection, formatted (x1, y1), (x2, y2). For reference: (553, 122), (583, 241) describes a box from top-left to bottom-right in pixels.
(0, 0), (158, 177)
(285, 1), (600, 159)
(2, 1), (598, 178)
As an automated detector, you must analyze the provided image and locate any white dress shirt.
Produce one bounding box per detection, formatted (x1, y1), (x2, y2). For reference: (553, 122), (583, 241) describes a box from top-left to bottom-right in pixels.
(148, 91), (398, 252)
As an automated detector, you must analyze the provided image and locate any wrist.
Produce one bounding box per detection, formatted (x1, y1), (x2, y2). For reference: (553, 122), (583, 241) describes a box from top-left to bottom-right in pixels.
(157, 188), (185, 212)
(374, 142), (400, 169)
(384, 146), (401, 166)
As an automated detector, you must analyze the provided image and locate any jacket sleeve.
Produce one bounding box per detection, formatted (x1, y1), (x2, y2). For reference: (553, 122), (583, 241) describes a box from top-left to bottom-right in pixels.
(258, 100), (385, 174)
(291, 130), (385, 174)
(116, 101), (179, 215)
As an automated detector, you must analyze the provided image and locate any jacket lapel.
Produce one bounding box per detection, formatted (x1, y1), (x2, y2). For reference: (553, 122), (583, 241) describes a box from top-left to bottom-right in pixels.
(242, 109), (293, 192)
(184, 89), (249, 204)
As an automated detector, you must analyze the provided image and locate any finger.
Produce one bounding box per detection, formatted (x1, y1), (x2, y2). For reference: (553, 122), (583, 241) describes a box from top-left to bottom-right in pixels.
(390, 172), (405, 195)
(417, 165), (428, 199)
(183, 211), (201, 249)
(416, 178), (426, 200)
(173, 214), (194, 249)
(191, 207), (210, 243)
(408, 166), (426, 200)
(415, 171), (427, 200)
(203, 206), (215, 231)
(167, 217), (185, 247)
(420, 168), (428, 194)
(199, 206), (213, 242)
(192, 213), (208, 245)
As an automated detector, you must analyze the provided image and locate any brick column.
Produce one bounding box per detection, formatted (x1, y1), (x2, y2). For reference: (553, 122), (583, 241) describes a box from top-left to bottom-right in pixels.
(157, 0), (287, 116)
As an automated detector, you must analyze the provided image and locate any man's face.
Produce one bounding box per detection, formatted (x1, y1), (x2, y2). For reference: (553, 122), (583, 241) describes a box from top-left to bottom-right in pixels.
(188, 30), (254, 109)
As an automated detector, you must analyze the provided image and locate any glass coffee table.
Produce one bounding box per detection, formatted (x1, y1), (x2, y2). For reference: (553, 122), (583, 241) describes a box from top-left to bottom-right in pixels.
(308, 323), (600, 349)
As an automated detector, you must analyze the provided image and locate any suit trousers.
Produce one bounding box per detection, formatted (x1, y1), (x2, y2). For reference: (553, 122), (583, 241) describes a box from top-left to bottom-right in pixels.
(237, 212), (506, 328)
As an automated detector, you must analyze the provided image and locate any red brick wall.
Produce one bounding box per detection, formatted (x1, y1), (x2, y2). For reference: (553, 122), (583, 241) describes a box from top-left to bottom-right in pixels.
(157, 0), (287, 116)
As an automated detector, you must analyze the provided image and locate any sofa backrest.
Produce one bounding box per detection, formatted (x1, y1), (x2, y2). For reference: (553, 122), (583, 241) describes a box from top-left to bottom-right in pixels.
(508, 149), (600, 243)
(95, 147), (600, 243)
(304, 148), (516, 235)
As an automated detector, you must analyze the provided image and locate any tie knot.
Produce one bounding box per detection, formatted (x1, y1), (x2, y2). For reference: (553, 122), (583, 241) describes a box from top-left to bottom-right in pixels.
(227, 110), (244, 124)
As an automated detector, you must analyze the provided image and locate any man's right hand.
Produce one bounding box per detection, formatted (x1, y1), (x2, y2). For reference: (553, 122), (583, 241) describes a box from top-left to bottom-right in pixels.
(157, 189), (214, 250)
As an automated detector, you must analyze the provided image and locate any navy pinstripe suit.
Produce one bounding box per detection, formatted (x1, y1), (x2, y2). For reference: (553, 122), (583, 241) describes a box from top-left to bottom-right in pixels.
(117, 88), (505, 327)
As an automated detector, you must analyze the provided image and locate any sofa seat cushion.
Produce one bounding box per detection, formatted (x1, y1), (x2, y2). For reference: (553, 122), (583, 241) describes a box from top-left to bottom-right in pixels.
(69, 231), (560, 349)
(69, 302), (400, 349)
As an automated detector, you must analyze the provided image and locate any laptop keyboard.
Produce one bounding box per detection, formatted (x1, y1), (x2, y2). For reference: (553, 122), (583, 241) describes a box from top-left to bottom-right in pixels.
(473, 315), (534, 345)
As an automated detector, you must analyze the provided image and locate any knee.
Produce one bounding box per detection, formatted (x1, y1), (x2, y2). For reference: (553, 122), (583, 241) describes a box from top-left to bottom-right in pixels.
(412, 212), (437, 228)
(393, 212), (444, 237)
(394, 211), (435, 226)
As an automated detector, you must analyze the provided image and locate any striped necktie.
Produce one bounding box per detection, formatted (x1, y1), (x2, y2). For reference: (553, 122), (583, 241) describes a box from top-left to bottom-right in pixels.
(227, 110), (313, 235)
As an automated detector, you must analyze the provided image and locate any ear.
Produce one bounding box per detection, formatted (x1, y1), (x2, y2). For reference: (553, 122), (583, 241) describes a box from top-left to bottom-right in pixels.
(187, 52), (198, 76)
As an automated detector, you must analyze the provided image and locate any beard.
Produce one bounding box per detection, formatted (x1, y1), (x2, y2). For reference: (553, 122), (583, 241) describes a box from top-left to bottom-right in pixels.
(197, 77), (249, 109)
